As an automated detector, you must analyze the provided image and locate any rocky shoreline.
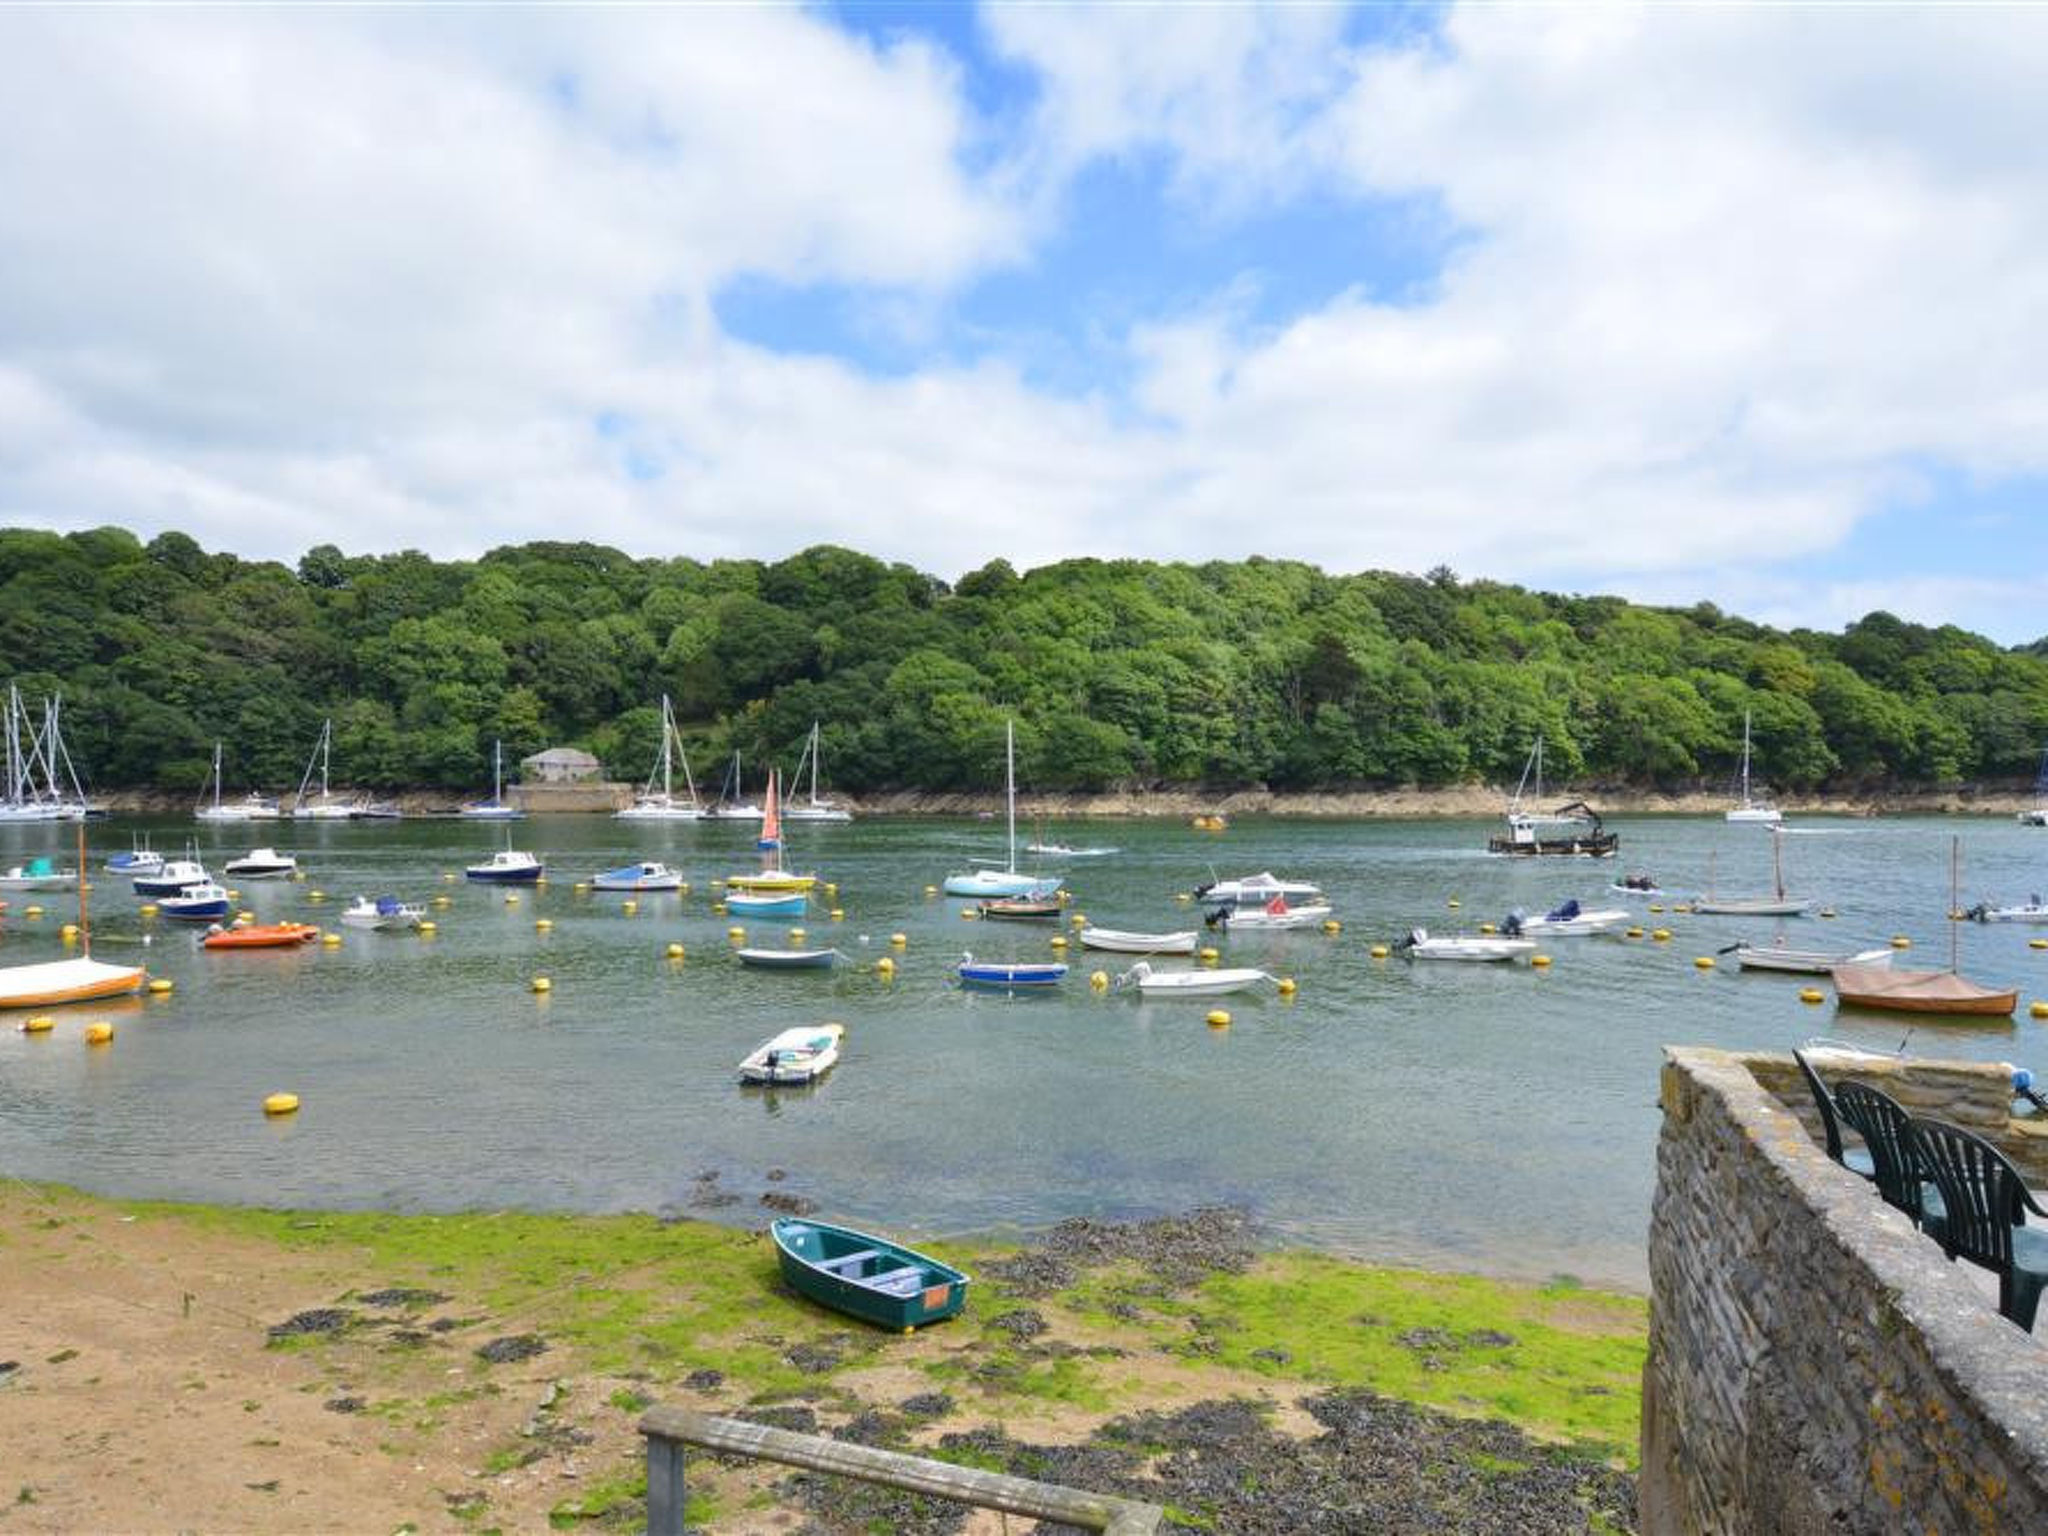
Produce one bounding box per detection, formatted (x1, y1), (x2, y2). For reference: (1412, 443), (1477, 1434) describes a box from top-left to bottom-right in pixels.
(86, 781), (2048, 818)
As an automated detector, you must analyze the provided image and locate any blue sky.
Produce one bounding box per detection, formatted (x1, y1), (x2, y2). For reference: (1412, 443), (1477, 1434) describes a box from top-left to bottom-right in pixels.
(0, 3), (2044, 644)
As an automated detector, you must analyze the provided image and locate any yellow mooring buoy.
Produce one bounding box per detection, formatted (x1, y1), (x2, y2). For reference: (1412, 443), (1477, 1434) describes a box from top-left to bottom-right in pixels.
(1206, 1009), (1231, 1028)
(83, 1021), (113, 1045)
(263, 1092), (300, 1117)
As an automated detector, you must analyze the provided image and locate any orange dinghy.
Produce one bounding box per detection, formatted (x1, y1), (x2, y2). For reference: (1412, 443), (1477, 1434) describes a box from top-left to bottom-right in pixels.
(1830, 962), (2017, 1018)
(201, 922), (321, 951)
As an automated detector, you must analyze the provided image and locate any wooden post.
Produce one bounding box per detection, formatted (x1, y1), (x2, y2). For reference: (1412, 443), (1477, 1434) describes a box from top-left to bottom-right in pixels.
(644, 1426), (686, 1536)
(639, 1406), (1162, 1534)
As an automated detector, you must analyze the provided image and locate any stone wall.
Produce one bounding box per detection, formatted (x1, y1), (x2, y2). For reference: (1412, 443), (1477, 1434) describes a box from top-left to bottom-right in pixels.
(1641, 1048), (2048, 1533)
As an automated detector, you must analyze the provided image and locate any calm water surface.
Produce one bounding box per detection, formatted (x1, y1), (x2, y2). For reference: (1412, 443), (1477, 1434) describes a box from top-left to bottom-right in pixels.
(3, 813), (2045, 1290)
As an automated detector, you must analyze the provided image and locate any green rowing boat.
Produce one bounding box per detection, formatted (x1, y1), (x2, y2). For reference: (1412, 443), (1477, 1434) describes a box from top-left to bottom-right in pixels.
(771, 1217), (970, 1331)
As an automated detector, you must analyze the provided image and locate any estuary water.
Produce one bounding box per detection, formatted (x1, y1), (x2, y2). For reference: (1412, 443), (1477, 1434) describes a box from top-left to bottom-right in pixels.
(2, 812), (2044, 1290)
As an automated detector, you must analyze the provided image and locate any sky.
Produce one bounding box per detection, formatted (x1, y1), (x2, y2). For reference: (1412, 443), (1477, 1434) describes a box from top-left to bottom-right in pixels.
(2, 3), (2045, 645)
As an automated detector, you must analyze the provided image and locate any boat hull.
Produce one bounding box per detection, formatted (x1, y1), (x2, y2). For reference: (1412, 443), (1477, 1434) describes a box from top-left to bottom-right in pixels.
(726, 894), (807, 917)
(0, 957), (147, 1007)
(771, 1218), (968, 1330)
(735, 948), (839, 970)
(975, 899), (1063, 921)
(1831, 962), (2017, 1017)
(942, 871), (1054, 899)
(1734, 945), (1892, 975)
(202, 923), (320, 950)
(727, 872), (817, 894)
(1078, 928), (1199, 955)
(1692, 899), (1810, 917)
(738, 1024), (843, 1081)
(957, 961), (1067, 989)
(1121, 963), (1270, 997)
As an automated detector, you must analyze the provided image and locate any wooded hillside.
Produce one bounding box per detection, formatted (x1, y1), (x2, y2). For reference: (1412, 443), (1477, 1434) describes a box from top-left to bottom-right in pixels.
(6, 527), (2044, 795)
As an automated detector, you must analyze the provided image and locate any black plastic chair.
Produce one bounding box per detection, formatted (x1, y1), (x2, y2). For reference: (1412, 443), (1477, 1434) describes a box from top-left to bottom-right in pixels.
(1834, 1081), (1945, 1235)
(1792, 1050), (1875, 1181)
(1909, 1116), (2048, 1332)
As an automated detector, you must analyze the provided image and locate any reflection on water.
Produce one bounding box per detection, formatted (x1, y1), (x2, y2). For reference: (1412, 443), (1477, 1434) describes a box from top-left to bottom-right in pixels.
(2, 812), (2044, 1290)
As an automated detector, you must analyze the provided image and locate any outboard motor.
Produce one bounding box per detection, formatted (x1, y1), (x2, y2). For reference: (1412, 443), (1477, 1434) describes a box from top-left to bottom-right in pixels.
(1204, 905), (1231, 929)
(1502, 909), (1526, 938)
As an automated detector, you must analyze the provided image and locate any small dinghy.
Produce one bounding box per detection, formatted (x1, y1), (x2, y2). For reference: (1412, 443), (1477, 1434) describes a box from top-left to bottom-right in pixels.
(158, 882), (232, 922)
(1726, 939), (1893, 975)
(975, 897), (1063, 921)
(736, 947), (840, 970)
(0, 955), (146, 1008)
(1077, 927), (1199, 955)
(223, 847), (298, 879)
(726, 890), (808, 918)
(465, 849), (543, 884)
(341, 895), (427, 931)
(957, 954), (1067, 990)
(1832, 962), (2017, 1018)
(202, 921), (320, 950)
(1609, 874), (1661, 897)
(738, 1022), (844, 1084)
(771, 1217), (969, 1330)
(590, 861), (682, 892)
(1117, 960), (1272, 997)
(1395, 927), (1537, 962)
(1503, 899), (1628, 936)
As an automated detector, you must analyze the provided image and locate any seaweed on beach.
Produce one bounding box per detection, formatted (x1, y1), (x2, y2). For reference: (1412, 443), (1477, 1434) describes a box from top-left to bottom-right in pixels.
(982, 1206), (1257, 1298)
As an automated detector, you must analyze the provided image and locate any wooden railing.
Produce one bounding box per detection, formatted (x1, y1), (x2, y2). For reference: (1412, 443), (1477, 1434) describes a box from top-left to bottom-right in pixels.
(640, 1405), (1164, 1534)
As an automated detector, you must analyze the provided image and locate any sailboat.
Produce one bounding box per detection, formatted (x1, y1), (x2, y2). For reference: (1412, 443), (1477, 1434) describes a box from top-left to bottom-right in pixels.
(943, 721), (1060, 899)
(460, 739), (523, 820)
(726, 770), (817, 894)
(0, 824), (145, 1007)
(194, 741), (281, 822)
(1833, 838), (2016, 1017)
(705, 751), (764, 821)
(616, 697), (702, 821)
(1725, 710), (1783, 823)
(783, 722), (853, 823)
(1692, 827), (1809, 916)
(2020, 744), (2048, 826)
(1485, 736), (1619, 857)
(291, 719), (359, 819)
(0, 688), (99, 821)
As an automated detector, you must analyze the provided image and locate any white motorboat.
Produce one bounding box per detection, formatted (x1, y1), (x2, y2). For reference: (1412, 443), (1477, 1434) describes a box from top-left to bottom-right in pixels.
(0, 857), (77, 891)
(1025, 841), (1118, 859)
(134, 858), (209, 897)
(1204, 899), (1332, 932)
(1503, 900), (1629, 937)
(738, 1023), (844, 1084)
(1728, 940), (1895, 975)
(157, 882), (231, 922)
(1116, 961), (1272, 997)
(590, 861), (683, 892)
(1192, 871), (1324, 907)
(1965, 896), (2048, 924)
(341, 895), (427, 931)
(223, 847), (298, 879)
(1396, 927), (1537, 962)
(616, 696), (703, 820)
(1725, 709), (1783, 823)
(465, 848), (543, 884)
(105, 844), (163, 876)
(1077, 927), (1199, 955)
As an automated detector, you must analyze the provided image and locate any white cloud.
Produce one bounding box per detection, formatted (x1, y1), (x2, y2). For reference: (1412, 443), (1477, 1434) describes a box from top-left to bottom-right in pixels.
(2, 4), (2047, 643)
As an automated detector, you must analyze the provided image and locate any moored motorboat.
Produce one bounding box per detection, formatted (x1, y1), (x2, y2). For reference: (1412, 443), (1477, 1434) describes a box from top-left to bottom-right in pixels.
(1609, 875), (1662, 897)
(590, 861), (682, 892)
(1204, 898), (1333, 931)
(957, 954), (1067, 989)
(736, 947), (841, 971)
(465, 849), (543, 884)
(106, 844), (164, 876)
(1116, 961), (1272, 997)
(1487, 739), (1620, 857)
(1192, 871), (1324, 907)
(0, 857), (77, 891)
(1395, 927), (1537, 962)
(1503, 900), (1628, 937)
(341, 895), (426, 931)
(1965, 896), (2048, 924)
(158, 882), (232, 922)
(738, 1023), (844, 1083)
(134, 858), (209, 897)
(223, 848), (299, 879)
(1077, 927), (1199, 955)
(202, 921), (320, 950)
(771, 1217), (969, 1329)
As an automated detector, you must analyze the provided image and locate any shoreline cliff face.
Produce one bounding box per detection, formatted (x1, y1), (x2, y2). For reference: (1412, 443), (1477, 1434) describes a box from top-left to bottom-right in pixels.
(89, 781), (2047, 818)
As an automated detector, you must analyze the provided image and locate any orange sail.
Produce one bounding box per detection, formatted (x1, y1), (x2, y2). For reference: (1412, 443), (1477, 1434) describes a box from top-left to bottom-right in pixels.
(758, 768), (782, 852)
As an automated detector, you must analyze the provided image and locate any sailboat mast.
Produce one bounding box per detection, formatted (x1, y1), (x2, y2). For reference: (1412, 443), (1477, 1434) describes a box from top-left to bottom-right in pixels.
(1005, 719), (1017, 874)
(1740, 711), (1754, 806)
(1951, 835), (1961, 973)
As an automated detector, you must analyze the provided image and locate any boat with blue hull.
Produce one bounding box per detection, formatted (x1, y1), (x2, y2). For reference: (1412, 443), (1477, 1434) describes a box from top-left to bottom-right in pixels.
(956, 955), (1067, 990)
(771, 1218), (969, 1330)
(158, 883), (231, 922)
(466, 849), (544, 884)
(727, 890), (807, 918)
(591, 861), (682, 893)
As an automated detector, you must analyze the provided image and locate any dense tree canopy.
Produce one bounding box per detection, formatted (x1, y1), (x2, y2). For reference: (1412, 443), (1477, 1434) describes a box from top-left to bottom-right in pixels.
(5, 527), (2045, 797)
